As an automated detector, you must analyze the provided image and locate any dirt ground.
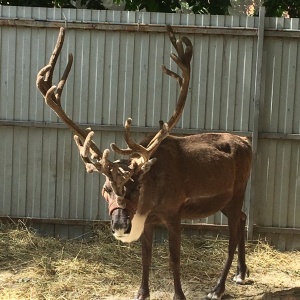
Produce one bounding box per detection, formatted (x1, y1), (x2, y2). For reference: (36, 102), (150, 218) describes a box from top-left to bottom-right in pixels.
(103, 271), (300, 300)
(0, 224), (300, 300)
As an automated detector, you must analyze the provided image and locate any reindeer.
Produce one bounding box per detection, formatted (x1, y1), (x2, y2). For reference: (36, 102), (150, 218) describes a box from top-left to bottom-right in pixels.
(36, 26), (252, 300)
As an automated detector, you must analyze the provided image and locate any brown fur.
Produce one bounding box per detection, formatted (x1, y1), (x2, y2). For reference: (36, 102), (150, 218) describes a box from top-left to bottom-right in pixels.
(104, 132), (252, 300)
(139, 133), (251, 220)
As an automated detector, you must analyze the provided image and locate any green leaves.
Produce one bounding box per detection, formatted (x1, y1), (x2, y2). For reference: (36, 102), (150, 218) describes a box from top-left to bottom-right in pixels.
(0, 0), (74, 8)
(118, 0), (180, 13)
(112, 0), (231, 14)
(1, 0), (299, 17)
(187, 0), (231, 15)
(264, 0), (300, 18)
(0, 0), (103, 9)
(80, 0), (105, 10)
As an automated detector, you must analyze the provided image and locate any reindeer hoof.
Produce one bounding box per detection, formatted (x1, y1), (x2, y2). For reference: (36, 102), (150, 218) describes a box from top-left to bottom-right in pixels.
(233, 274), (245, 284)
(206, 292), (224, 300)
(134, 288), (150, 300)
(233, 267), (249, 284)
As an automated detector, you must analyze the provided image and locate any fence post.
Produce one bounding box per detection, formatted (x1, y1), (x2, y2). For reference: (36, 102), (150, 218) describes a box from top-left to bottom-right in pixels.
(247, 6), (265, 240)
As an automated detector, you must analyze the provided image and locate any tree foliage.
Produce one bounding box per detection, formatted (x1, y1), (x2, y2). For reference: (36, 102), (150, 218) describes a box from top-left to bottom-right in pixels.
(192, 0), (232, 14)
(263, 0), (300, 17)
(1, 0), (300, 17)
(0, 0), (74, 7)
(0, 0), (104, 9)
(80, 0), (105, 10)
(113, 0), (231, 14)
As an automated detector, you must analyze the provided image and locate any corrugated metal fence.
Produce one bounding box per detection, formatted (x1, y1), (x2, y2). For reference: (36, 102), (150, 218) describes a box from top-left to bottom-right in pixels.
(0, 6), (299, 249)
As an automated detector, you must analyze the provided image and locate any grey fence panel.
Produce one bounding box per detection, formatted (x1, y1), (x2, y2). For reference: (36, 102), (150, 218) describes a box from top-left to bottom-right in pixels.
(256, 139), (300, 227)
(0, 126), (13, 215)
(260, 36), (300, 134)
(255, 138), (300, 249)
(253, 21), (300, 249)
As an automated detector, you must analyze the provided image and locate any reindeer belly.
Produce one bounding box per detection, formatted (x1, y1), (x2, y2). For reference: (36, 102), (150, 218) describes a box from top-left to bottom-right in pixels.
(181, 192), (233, 219)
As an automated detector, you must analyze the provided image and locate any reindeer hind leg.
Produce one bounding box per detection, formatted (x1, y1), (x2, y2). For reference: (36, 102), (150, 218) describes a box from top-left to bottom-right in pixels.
(233, 211), (249, 284)
(207, 205), (244, 300)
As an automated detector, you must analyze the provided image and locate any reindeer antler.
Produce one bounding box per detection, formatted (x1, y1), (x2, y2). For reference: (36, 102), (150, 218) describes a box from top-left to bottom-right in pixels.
(36, 26), (193, 208)
(111, 25), (193, 163)
(36, 28), (112, 172)
(36, 28), (131, 206)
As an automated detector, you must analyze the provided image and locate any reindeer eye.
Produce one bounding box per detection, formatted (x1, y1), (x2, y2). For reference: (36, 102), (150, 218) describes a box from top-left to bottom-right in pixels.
(103, 187), (112, 194)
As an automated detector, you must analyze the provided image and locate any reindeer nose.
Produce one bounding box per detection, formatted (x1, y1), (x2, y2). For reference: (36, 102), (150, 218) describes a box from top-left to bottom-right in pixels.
(111, 209), (131, 236)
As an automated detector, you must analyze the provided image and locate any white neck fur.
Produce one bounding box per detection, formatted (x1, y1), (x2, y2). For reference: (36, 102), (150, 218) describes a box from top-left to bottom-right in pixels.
(115, 212), (147, 243)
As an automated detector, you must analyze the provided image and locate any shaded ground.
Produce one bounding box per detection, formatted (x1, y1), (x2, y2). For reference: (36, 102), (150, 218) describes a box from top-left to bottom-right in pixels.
(0, 223), (299, 299)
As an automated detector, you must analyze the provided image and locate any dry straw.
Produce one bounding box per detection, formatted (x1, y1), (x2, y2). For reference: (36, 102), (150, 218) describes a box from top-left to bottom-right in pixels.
(0, 222), (299, 300)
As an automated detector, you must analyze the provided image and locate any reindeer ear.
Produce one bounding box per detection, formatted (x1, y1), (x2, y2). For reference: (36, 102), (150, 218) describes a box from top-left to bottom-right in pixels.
(141, 158), (157, 174)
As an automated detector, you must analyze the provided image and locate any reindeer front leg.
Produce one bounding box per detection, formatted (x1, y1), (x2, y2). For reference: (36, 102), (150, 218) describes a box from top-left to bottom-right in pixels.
(135, 223), (154, 300)
(167, 217), (186, 300)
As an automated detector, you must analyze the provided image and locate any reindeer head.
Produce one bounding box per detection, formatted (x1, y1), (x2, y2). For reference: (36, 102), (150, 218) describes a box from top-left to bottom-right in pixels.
(36, 26), (192, 241)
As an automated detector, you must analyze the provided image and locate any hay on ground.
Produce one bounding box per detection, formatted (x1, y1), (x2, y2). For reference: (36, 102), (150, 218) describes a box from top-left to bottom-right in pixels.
(0, 222), (299, 300)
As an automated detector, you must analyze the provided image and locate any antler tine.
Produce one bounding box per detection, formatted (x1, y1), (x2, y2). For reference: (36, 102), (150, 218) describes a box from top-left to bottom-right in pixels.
(166, 24), (177, 50)
(45, 27), (65, 83)
(146, 25), (193, 149)
(111, 117), (169, 164)
(110, 25), (193, 165)
(36, 27), (113, 174)
(111, 118), (151, 162)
